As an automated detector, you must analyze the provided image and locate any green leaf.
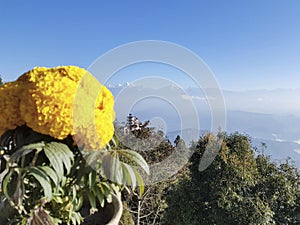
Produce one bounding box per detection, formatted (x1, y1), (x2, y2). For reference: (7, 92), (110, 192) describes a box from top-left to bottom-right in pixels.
(44, 142), (74, 174)
(75, 211), (82, 225)
(74, 195), (83, 211)
(53, 196), (63, 204)
(86, 191), (96, 210)
(110, 135), (119, 148)
(12, 173), (24, 208)
(133, 169), (145, 196)
(20, 217), (27, 225)
(71, 215), (76, 225)
(118, 150), (150, 175)
(0, 157), (6, 173)
(54, 142), (74, 168)
(110, 183), (121, 197)
(88, 170), (97, 189)
(121, 162), (137, 190)
(102, 153), (123, 184)
(83, 150), (103, 169)
(39, 166), (58, 186)
(2, 169), (13, 202)
(28, 167), (52, 200)
(99, 182), (112, 203)
(70, 211), (82, 225)
(10, 142), (45, 162)
(72, 185), (77, 199)
(19, 142), (45, 151)
(94, 185), (105, 207)
(44, 145), (64, 180)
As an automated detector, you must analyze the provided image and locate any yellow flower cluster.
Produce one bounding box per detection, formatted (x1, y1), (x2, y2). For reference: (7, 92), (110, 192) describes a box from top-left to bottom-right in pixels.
(0, 66), (115, 149)
(72, 73), (116, 150)
(0, 81), (25, 132)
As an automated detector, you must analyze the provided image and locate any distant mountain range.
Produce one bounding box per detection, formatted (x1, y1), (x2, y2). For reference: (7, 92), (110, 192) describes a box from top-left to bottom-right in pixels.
(166, 128), (300, 169)
(108, 83), (300, 169)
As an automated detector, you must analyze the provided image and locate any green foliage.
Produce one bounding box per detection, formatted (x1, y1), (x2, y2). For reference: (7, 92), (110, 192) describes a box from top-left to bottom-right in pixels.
(255, 155), (300, 224)
(101, 148), (149, 197)
(115, 119), (182, 225)
(162, 132), (300, 225)
(0, 126), (149, 225)
(58, 125), (299, 225)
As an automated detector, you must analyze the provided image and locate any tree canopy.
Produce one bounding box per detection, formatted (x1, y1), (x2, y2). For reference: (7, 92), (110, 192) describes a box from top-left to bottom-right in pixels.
(162, 132), (300, 225)
(109, 116), (300, 225)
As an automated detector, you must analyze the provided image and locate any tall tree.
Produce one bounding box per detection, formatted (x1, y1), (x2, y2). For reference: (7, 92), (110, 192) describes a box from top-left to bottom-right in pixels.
(116, 115), (180, 225)
(162, 132), (300, 225)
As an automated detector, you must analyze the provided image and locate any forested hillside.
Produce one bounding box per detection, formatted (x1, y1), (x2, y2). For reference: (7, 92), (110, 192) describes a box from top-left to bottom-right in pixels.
(118, 117), (300, 225)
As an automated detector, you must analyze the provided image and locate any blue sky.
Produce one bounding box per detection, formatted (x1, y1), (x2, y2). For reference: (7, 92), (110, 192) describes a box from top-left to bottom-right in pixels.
(0, 0), (300, 90)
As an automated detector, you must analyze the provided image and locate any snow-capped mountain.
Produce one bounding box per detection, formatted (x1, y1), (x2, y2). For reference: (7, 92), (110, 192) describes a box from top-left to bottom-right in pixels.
(108, 83), (300, 169)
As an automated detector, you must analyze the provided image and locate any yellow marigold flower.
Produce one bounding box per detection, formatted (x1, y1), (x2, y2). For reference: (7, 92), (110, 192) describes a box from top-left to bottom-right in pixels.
(72, 72), (115, 150)
(1, 66), (115, 149)
(0, 81), (25, 136)
(18, 66), (88, 140)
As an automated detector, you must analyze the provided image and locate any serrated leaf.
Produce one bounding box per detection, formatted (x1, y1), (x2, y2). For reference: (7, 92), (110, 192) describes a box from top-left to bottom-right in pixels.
(118, 150), (150, 175)
(28, 167), (52, 200)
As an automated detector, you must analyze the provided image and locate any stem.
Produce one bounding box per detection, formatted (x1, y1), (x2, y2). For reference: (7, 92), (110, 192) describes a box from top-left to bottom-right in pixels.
(30, 149), (39, 167)
(137, 198), (141, 225)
